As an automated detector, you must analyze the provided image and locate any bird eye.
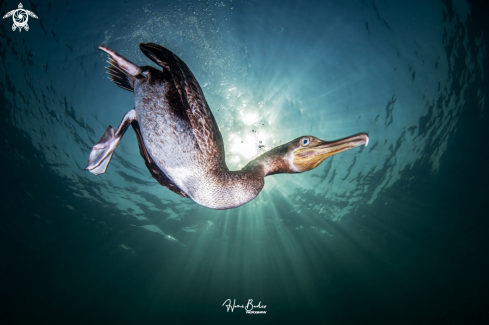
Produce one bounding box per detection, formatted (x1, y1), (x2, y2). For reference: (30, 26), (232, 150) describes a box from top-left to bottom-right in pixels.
(301, 137), (309, 146)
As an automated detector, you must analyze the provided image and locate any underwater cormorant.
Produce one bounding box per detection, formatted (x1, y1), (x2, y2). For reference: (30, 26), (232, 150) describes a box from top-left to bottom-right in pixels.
(85, 43), (369, 210)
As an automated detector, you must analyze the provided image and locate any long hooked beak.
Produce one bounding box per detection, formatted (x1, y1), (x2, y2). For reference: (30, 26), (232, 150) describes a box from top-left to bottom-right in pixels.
(98, 44), (142, 76)
(293, 133), (369, 172)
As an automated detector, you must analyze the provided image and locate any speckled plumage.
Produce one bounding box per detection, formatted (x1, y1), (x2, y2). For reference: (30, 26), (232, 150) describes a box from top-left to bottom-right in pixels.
(134, 43), (266, 209)
(134, 68), (264, 209)
(85, 43), (369, 210)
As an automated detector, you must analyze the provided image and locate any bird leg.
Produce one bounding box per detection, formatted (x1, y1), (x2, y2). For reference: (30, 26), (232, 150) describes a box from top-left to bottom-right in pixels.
(85, 109), (137, 175)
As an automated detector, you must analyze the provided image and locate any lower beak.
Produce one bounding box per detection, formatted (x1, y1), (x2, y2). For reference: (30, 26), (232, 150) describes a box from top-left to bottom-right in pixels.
(293, 133), (369, 171)
(99, 45), (142, 76)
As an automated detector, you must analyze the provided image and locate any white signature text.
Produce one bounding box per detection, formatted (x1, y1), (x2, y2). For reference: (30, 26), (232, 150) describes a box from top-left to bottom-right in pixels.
(222, 299), (267, 314)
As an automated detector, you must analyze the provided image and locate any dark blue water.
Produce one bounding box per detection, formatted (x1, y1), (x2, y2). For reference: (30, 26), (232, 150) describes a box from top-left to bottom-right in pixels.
(1, 0), (488, 324)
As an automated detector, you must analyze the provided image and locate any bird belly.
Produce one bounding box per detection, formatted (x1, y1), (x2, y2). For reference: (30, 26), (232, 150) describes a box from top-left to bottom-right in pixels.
(189, 177), (261, 209)
(135, 92), (199, 196)
(133, 84), (263, 209)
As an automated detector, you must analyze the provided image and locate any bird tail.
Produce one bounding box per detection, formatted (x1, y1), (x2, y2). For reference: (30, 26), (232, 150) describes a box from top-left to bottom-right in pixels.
(99, 44), (142, 92)
(105, 56), (134, 92)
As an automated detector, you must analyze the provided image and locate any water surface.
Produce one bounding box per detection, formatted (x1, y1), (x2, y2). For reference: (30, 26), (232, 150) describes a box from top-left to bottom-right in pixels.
(1, 0), (488, 324)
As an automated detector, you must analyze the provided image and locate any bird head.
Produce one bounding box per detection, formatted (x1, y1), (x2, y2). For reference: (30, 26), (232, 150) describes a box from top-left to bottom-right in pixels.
(251, 133), (369, 176)
(289, 133), (369, 172)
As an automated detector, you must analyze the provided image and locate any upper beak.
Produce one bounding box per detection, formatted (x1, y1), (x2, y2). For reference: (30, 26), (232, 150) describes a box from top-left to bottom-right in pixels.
(99, 44), (142, 76)
(293, 133), (369, 172)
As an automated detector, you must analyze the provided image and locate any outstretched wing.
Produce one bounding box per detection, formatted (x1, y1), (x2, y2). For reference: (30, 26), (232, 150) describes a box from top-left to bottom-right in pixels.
(25, 10), (38, 19)
(2, 10), (15, 19)
(139, 43), (225, 162)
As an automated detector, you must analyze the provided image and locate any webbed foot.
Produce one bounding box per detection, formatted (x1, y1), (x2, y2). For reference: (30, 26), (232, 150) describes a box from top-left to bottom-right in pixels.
(85, 109), (136, 175)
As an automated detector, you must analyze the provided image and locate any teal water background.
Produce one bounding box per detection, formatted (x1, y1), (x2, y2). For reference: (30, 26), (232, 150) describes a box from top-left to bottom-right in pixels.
(1, 0), (488, 324)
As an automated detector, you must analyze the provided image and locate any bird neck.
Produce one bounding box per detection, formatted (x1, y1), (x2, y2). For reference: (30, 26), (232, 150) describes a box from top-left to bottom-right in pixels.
(188, 148), (293, 210)
(241, 145), (293, 177)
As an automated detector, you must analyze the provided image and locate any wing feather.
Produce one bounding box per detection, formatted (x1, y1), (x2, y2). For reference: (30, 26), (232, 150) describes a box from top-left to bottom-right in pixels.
(139, 43), (225, 163)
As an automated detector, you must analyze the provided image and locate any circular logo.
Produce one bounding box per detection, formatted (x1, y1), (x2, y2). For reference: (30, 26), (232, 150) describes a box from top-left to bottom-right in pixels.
(13, 9), (28, 28)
